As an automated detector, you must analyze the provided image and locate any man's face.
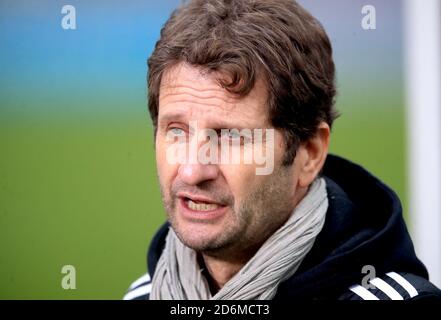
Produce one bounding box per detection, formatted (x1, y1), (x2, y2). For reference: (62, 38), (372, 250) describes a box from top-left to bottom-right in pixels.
(155, 63), (304, 257)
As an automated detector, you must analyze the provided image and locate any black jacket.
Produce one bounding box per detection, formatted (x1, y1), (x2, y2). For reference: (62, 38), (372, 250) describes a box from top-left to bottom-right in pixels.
(124, 154), (441, 300)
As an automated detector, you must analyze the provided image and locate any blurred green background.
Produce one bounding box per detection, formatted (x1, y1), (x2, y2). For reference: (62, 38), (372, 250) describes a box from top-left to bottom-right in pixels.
(0, 0), (406, 299)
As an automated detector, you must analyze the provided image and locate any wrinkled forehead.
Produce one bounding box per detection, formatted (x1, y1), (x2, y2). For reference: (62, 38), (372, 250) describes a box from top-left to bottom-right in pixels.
(158, 63), (270, 129)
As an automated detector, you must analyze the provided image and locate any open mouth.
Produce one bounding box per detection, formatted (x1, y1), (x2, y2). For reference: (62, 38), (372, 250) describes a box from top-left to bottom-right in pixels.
(185, 198), (220, 211)
(177, 192), (228, 219)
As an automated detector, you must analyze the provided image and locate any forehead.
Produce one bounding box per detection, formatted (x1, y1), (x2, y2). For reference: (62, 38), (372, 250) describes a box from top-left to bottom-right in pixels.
(158, 63), (269, 128)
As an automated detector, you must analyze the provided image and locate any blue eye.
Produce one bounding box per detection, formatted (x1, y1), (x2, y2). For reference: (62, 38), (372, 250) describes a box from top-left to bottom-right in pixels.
(169, 127), (185, 136)
(223, 130), (241, 139)
(220, 129), (252, 144)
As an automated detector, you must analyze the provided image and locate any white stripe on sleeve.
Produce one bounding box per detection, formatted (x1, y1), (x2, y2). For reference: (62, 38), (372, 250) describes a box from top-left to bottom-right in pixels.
(349, 284), (380, 300)
(386, 272), (418, 298)
(129, 273), (151, 290)
(123, 283), (152, 300)
(370, 277), (404, 300)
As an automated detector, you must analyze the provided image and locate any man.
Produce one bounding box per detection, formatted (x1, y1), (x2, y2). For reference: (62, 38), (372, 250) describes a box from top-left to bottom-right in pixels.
(124, 0), (441, 300)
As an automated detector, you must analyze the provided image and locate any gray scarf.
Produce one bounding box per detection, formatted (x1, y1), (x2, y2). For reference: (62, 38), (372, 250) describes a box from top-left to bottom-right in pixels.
(151, 177), (328, 300)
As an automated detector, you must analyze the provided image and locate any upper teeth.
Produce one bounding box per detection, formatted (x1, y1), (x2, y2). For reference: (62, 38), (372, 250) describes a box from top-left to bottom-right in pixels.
(187, 199), (219, 211)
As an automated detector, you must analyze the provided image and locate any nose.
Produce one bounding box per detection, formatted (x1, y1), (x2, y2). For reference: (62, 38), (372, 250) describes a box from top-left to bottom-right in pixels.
(177, 127), (221, 185)
(178, 163), (220, 186)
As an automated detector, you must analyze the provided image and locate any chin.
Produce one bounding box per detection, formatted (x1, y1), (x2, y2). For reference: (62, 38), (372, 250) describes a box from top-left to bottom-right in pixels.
(179, 234), (218, 252)
(173, 221), (225, 251)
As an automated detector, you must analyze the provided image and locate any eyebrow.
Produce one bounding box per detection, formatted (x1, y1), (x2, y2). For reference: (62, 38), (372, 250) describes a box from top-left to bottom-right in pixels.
(158, 111), (264, 130)
(158, 112), (188, 127)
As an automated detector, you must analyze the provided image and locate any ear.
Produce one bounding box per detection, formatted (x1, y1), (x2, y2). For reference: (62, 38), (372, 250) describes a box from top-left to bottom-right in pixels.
(297, 122), (330, 188)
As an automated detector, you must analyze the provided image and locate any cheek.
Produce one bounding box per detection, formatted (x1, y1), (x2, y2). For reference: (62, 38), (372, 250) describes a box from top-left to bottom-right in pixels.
(221, 132), (286, 196)
(155, 138), (177, 191)
(155, 138), (165, 167)
(220, 163), (260, 204)
(274, 131), (287, 164)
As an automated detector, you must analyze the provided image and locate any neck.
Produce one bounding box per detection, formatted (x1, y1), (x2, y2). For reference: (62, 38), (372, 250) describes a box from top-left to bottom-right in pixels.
(200, 253), (249, 294)
(199, 240), (264, 294)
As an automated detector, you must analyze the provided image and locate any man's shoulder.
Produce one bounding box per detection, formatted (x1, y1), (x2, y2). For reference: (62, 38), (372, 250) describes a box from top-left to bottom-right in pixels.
(123, 273), (151, 300)
(339, 271), (441, 301)
(123, 223), (170, 300)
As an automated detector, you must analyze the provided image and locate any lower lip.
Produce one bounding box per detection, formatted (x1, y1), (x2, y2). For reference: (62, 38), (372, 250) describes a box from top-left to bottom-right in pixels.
(178, 198), (228, 221)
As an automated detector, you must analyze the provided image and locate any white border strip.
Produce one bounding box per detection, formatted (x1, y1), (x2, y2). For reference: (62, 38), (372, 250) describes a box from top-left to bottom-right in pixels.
(404, 0), (441, 288)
